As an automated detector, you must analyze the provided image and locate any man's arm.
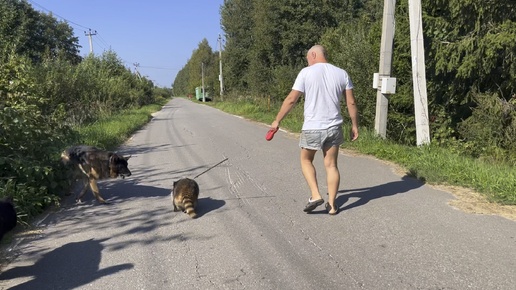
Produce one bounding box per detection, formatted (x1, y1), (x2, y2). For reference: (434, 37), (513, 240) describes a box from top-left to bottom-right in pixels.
(345, 89), (359, 141)
(271, 90), (302, 130)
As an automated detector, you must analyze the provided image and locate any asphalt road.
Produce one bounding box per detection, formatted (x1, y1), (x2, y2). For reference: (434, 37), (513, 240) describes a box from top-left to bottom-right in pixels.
(1, 98), (515, 290)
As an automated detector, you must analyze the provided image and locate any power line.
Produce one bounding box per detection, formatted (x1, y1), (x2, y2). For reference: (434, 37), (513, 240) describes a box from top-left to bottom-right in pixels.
(29, 0), (113, 56)
(138, 65), (179, 71)
(28, 0), (91, 31)
(91, 38), (109, 52)
(96, 34), (111, 49)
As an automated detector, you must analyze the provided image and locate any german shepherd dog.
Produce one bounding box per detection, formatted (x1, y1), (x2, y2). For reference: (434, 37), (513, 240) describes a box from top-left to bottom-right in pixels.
(0, 197), (17, 241)
(61, 145), (131, 204)
(172, 178), (199, 218)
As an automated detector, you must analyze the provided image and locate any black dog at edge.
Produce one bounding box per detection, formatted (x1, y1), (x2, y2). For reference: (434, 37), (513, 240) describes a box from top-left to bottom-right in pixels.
(0, 197), (17, 241)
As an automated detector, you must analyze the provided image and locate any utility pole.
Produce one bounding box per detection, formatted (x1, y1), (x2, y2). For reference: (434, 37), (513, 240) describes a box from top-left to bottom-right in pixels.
(408, 0), (430, 145)
(373, 0), (430, 145)
(218, 34), (224, 101)
(201, 62), (206, 102)
(84, 29), (97, 54)
(374, 0), (396, 138)
(133, 63), (141, 79)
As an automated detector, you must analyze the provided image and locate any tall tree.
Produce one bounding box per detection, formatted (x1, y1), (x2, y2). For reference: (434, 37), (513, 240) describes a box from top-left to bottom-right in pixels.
(425, 0), (516, 119)
(220, 0), (254, 93)
(187, 39), (216, 97)
(0, 0), (81, 64)
(246, 0), (280, 95)
(220, 0), (352, 98)
(173, 64), (191, 96)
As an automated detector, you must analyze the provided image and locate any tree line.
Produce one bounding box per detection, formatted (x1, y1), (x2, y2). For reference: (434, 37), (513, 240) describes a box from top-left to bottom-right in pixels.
(173, 0), (516, 165)
(1, 0), (170, 220)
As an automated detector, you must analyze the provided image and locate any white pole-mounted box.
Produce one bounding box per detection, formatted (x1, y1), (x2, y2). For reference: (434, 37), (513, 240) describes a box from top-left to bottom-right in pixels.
(372, 73), (380, 89)
(381, 77), (397, 94)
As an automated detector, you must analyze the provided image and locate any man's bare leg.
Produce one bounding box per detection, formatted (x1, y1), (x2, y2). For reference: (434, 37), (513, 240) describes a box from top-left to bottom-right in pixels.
(300, 148), (322, 202)
(323, 145), (340, 213)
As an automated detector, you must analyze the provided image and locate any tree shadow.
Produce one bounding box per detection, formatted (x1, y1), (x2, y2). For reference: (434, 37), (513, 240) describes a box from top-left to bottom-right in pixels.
(0, 238), (133, 290)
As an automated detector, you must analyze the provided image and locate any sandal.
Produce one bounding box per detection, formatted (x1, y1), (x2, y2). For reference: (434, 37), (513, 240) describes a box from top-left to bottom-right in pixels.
(325, 202), (339, 215)
(303, 198), (324, 212)
(265, 127), (279, 141)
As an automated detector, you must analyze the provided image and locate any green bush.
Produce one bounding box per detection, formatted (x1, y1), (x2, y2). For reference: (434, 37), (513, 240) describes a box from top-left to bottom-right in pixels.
(458, 92), (516, 165)
(0, 54), (78, 223)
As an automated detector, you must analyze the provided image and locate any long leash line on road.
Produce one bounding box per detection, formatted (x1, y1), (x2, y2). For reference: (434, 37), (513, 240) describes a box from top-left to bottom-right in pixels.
(193, 157), (229, 179)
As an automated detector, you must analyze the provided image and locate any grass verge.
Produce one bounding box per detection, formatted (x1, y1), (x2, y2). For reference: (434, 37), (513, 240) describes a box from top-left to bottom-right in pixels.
(206, 97), (516, 206)
(76, 103), (165, 150)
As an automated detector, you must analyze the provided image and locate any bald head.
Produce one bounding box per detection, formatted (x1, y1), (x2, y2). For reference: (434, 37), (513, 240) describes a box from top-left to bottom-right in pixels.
(306, 45), (328, 66)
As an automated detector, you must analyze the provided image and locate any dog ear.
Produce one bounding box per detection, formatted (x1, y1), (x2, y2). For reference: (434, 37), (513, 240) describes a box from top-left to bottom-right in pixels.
(124, 155), (132, 160)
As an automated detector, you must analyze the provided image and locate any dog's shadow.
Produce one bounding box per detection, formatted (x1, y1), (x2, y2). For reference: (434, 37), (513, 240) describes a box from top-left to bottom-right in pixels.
(102, 179), (171, 200)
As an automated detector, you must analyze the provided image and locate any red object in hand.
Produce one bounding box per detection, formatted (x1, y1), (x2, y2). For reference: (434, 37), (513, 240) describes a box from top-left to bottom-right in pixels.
(266, 128), (279, 141)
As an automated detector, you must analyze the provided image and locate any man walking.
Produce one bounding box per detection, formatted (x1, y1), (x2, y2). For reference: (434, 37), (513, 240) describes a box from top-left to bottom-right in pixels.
(270, 45), (358, 215)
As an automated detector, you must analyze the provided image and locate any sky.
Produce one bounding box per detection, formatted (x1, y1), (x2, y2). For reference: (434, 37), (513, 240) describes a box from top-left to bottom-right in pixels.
(29, 0), (225, 88)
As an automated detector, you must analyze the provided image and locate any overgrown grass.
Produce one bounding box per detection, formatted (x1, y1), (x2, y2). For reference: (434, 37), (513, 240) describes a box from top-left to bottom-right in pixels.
(77, 103), (165, 150)
(209, 97), (304, 132)
(343, 130), (516, 204)
(206, 97), (516, 205)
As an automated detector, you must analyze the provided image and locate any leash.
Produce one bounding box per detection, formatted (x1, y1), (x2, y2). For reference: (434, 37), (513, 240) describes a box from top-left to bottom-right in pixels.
(193, 157), (229, 179)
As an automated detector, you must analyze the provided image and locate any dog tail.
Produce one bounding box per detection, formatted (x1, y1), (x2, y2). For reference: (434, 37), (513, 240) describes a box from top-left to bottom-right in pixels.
(183, 198), (197, 219)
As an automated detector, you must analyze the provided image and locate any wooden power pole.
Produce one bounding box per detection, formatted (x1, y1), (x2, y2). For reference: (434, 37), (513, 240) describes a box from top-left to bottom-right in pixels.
(201, 62), (206, 102)
(374, 0), (396, 138)
(374, 0), (430, 145)
(218, 34), (224, 101)
(408, 0), (430, 145)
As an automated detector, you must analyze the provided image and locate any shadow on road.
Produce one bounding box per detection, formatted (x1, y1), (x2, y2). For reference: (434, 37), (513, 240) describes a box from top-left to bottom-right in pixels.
(0, 238), (133, 290)
(336, 175), (424, 211)
(102, 179), (171, 201)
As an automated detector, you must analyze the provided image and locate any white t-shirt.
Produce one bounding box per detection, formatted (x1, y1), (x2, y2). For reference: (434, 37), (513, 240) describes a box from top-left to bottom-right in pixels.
(292, 63), (353, 130)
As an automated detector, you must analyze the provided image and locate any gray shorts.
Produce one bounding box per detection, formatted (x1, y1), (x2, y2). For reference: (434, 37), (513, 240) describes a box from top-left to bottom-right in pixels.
(299, 125), (344, 150)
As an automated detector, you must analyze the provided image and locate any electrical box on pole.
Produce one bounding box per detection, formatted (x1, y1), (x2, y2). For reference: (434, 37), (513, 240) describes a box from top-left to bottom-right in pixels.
(373, 73), (397, 95)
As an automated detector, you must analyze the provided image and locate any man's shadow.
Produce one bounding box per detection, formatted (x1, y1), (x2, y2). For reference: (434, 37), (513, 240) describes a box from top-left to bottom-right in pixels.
(333, 175), (424, 212)
(0, 238), (133, 290)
